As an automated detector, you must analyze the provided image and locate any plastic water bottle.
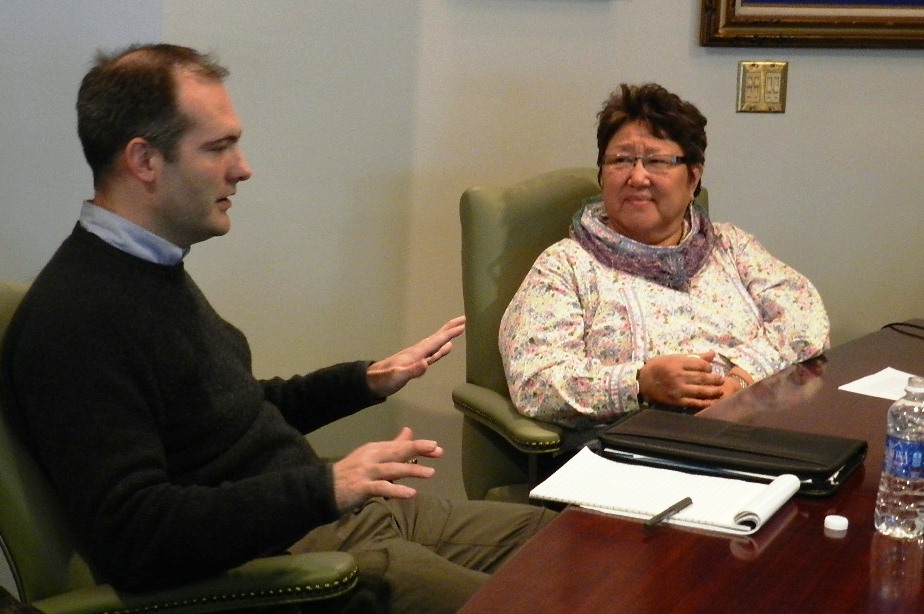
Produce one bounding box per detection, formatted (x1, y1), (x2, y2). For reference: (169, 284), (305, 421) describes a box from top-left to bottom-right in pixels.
(874, 375), (924, 538)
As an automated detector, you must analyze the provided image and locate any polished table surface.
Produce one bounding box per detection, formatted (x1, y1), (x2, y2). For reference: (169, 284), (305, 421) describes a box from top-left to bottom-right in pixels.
(461, 322), (924, 614)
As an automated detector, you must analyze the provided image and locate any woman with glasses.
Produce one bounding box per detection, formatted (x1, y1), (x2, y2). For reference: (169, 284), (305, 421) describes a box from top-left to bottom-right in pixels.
(499, 83), (829, 430)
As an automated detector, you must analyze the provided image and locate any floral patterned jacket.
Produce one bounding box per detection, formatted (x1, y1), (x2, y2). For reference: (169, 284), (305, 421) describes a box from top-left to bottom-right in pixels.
(499, 202), (830, 429)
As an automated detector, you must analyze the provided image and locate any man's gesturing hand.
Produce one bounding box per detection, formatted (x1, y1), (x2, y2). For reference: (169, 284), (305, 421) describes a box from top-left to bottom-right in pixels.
(332, 427), (443, 514)
(366, 316), (465, 398)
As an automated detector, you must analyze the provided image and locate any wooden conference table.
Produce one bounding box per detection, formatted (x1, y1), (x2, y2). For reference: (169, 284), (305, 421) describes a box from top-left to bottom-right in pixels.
(461, 321), (924, 614)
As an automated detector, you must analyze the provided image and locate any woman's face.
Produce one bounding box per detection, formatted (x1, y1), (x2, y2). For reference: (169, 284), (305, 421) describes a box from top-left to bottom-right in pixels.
(600, 120), (703, 246)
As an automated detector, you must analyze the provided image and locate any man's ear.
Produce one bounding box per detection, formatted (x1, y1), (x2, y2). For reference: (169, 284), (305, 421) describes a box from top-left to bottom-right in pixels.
(123, 137), (163, 184)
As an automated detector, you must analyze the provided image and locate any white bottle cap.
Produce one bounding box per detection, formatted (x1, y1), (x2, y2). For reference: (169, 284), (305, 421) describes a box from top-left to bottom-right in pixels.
(824, 515), (848, 533)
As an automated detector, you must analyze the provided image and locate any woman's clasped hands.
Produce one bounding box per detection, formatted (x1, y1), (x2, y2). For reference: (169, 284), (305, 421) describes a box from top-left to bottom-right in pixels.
(637, 350), (752, 410)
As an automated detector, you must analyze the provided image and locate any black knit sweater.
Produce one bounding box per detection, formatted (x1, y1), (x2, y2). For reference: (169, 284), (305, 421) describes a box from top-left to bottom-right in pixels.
(0, 225), (383, 591)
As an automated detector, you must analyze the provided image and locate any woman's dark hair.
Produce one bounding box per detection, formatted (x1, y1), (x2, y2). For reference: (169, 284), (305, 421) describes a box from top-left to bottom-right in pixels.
(76, 43), (229, 188)
(595, 83), (707, 192)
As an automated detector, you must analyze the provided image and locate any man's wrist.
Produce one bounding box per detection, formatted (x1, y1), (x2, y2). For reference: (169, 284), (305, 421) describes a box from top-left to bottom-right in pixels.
(364, 360), (389, 399)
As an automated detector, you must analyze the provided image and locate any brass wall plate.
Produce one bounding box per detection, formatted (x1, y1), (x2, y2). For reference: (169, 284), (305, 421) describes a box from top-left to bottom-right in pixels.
(736, 61), (788, 113)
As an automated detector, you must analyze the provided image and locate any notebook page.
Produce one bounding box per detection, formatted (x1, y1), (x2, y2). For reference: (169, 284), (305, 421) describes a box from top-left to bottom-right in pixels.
(529, 447), (798, 535)
(731, 472), (799, 527)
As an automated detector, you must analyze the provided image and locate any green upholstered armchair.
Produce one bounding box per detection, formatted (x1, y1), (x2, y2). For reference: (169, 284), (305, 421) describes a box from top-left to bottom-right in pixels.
(453, 168), (598, 502)
(452, 169), (708, 502)
(0, 281), (358, 613)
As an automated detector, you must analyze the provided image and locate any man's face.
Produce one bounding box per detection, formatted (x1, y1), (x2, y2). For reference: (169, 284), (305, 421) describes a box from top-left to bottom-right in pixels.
(152, 71), (252, 248)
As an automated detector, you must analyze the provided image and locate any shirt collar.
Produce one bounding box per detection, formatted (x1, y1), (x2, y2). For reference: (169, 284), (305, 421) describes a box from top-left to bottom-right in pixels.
(79, 201), (189, 265)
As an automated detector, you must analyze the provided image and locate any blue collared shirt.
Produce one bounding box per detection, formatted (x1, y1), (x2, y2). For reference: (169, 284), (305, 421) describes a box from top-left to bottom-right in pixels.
(79, 201), (189, 265)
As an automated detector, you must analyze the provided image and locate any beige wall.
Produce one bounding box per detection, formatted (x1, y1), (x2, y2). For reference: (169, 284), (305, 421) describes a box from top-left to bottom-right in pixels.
(1, 2), (923, 593)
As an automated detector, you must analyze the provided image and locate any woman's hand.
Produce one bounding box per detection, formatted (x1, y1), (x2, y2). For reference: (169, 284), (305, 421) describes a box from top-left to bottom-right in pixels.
(638, 351), (724, 409)
(720, 366), (754, 400)
(638, 352), (754, 409)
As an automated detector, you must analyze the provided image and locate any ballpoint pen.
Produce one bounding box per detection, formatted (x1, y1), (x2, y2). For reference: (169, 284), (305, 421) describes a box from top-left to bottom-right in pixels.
(645, 496), (693, 528)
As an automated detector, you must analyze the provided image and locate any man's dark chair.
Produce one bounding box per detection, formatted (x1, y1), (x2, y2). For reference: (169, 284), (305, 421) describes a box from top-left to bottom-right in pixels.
(452, 169), (708, 502)
(0, 281), (359, 613)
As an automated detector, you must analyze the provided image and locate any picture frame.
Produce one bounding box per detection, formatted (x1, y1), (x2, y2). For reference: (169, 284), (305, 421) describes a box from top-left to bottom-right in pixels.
(700, 0), (924, 49)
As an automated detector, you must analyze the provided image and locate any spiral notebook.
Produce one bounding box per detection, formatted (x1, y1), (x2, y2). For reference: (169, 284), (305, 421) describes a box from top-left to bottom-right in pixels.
(529, 447), (800, 535)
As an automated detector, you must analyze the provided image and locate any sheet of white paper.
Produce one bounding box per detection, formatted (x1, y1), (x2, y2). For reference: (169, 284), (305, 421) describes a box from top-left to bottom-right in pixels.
(838, 367), (917, 400)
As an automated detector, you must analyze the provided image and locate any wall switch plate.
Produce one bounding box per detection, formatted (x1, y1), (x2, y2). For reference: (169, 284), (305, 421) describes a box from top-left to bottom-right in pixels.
(737, 61), (788, 113)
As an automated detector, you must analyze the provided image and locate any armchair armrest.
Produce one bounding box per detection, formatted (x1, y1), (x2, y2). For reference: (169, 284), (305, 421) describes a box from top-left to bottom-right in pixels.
(452, 383), (561, 454)
(34, 551), (358, 614)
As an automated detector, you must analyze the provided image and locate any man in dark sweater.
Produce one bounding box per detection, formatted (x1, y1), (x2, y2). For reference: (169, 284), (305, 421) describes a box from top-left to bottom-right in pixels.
(0, 44), (554, 613)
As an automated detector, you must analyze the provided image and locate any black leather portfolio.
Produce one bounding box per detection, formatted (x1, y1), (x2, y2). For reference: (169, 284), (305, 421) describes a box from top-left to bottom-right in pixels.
(598, 409), (868, 497)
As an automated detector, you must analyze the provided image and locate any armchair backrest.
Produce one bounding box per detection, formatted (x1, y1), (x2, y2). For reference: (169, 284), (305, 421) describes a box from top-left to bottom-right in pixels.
(0, 281), (97, 602)
(459, 168), (601, 397)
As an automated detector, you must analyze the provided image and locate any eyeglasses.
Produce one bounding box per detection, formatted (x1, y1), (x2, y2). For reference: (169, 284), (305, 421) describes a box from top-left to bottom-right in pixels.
(602, 154), (688, 174)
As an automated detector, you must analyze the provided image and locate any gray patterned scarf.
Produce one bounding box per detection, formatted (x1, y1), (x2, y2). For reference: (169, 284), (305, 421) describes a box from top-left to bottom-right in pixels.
(570, 196), (716, 292)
